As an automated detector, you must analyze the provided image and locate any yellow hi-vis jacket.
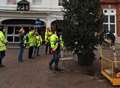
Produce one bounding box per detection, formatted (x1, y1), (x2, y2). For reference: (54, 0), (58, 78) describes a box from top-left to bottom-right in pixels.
(49, 33), (58, 51)
(0, 31), (7, 51)
(36, 35), (42, 47)
(28, 30), (35, 47)
(45, 31), (52, 43)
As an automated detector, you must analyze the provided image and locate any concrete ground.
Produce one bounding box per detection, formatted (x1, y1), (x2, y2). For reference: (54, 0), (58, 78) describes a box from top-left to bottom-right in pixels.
(0, 48), (118, 88)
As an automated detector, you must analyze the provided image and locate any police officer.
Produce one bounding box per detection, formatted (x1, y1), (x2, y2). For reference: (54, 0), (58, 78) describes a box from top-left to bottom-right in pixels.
(34, 32), (42, 56)
(0, 26), (7, 67)
(37, 33), (42, 56)
(45, 28), (52, 55)
(49, 30), (62, 71)
(28, 28), (35, 59)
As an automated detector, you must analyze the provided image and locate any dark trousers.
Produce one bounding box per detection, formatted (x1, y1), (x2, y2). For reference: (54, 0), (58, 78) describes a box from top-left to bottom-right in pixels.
(49, 52), (60, 69)
(36, 47), (40, 56)
(45, 43), (51, 55)
(34, 47), (40, 56)
(0, 51), (5, 65)
(28, 46), (34, 59)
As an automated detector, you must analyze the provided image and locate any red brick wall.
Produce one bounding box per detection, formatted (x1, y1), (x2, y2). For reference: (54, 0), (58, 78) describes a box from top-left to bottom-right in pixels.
(101, 0), (119, 4)
(116, 4), (120, 36)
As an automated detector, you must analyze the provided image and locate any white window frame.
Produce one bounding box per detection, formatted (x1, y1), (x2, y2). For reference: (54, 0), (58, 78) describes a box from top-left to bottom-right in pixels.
(7, 26), (19, 43)
(103, 9), (117, 36)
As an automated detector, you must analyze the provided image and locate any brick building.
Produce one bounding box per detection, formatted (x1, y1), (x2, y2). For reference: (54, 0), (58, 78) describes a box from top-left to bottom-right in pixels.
(101, 0), (120, 41)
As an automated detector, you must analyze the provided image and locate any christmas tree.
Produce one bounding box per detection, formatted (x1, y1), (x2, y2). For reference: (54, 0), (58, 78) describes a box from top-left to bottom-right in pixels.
(62, 0), (104, 65)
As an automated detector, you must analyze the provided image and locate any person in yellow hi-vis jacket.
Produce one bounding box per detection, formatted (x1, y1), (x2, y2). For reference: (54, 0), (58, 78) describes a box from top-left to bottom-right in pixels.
(28, 28), (35, 59)
(36, 33), (42, 56)
(32, 31), (37, 57)
(49, 30), (63, 71)
(34, 32), (42, 56)
(0, 26), (7, 67)
(45, 28), (52, 55)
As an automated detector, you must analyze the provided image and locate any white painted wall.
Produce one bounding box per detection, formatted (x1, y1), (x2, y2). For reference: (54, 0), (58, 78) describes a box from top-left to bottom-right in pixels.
(0, 0), (63, 11)
(0, 0), (6, 6)
(0, 0), (64, 28)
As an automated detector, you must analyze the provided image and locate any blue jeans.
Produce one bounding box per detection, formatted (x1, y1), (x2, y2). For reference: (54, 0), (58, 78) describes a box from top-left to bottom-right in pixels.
(49, 52), (60, 69)
(18, 45), (24, 63)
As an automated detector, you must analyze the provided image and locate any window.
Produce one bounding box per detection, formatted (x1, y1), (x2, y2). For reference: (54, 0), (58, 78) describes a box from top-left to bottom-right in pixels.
(7, 26), (20, 43)
(8, 27), (14, 34)
(7, 0), (16, 5)
(7, 26), (30, 43)
(103, 9), (116, 34)
(32, 0), (42, 5)
(58, 0), (63, 6)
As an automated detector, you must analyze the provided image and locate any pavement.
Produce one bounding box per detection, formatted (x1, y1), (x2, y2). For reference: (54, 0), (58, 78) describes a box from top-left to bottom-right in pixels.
(0, 48), (118, 88)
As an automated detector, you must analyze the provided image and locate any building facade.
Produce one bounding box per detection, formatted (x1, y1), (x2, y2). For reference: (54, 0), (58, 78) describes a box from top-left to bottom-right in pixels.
(0, 0), (120, 46)
(101, 0), (120, 42)
(0, 0), (63, 47)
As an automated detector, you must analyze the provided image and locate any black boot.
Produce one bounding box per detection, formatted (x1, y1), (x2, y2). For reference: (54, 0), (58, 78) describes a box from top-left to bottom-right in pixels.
(54, 65), (63, 71)
(0, 64), (5, 68)
(55, 67), (63, 71)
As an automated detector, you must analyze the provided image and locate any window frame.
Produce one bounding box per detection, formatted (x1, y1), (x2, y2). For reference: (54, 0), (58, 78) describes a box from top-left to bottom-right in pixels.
(103, 9), (117, 36)
(7, 26), (20, 43)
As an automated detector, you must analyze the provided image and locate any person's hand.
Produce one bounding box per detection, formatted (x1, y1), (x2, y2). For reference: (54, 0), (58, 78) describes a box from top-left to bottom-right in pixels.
(52, 48), (56, 51)
(51, 49), (56, 54)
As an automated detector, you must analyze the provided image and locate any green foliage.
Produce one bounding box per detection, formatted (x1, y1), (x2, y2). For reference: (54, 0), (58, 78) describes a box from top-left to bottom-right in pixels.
(62, 0), (104, 65)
